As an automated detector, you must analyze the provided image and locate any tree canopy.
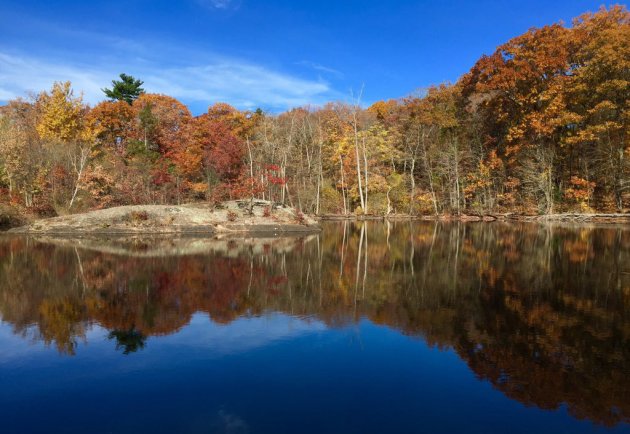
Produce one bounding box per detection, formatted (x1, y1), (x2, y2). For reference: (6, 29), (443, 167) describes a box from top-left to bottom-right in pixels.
(0, 6), (628, 216)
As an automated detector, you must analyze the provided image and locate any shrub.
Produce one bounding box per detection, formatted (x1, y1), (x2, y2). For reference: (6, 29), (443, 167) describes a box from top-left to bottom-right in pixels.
(227, 210), (238, 222)
(130, 210), (149, 222)
(0, 204), (26, 231)
(31, 201), (57, 218)
(294, 210), (306, 225)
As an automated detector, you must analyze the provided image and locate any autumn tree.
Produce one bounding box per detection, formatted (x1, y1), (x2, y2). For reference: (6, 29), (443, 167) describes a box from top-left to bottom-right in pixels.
(460, 22), (576, 213)
(37, 81), (95, 209)
(129, 93), (191, 203)
(562, 6), (630, 210)
(0, 99), (42, 206)
(185, 112), (245, 197)
(88, 100), (135, 152)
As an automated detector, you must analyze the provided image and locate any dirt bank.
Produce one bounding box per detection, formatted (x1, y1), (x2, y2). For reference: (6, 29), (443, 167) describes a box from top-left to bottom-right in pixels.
(7, 200), (320, 235)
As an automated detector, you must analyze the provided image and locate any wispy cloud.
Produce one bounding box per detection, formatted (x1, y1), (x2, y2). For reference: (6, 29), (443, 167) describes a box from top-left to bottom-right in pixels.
(0, 6), (343, 112)
(0, 51), (109, 102)
(297, 60), (344, 78)
(146, 62), (331, 109)
(0, 50), (336, 112)
(196, 0), (241, 11)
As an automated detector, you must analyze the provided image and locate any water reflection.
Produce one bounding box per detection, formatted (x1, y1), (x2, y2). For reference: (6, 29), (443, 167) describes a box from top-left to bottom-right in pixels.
(0, 222), (629, 427)
(107, 328), (146, 355)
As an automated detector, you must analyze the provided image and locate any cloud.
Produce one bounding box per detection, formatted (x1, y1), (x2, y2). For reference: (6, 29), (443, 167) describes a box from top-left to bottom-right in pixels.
(160, 312), (327, 356)
(196, 0), (241, 11)
(0, 50), (336, 112)
(297, 60), (344, 78)
(146, 62), (332, 109)
(0, 51), (110, 102)
(0, 87), (16, 100)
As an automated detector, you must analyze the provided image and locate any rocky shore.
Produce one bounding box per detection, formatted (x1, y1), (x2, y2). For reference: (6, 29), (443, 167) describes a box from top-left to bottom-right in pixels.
(6, 201), (320, 235)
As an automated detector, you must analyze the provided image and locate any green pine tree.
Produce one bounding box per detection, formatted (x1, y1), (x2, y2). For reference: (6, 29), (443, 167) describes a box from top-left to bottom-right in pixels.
(102, 73), (145, 104)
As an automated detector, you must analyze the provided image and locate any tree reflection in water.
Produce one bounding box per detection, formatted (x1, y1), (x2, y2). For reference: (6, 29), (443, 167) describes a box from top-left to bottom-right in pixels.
(0, 222), (628, 426)
(108, 328), (146, 355)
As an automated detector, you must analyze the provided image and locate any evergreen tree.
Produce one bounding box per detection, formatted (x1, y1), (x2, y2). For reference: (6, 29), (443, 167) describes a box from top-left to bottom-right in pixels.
(102, 73), (145, 104)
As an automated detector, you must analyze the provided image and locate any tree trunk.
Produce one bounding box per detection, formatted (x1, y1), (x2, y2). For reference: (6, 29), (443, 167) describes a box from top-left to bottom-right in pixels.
(362, 135), (369, 214)
(409, 157), (416, 215)
(68, 145), (90, 209)
(340, 155), (347, 215)
(354, 122), (365, 213)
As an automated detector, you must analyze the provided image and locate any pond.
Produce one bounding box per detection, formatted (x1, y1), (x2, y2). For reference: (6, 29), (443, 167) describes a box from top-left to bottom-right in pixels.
(0, 222), (628, 433)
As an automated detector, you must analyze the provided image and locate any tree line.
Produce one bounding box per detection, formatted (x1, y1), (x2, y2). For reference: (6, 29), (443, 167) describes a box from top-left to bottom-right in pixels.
(0, 6), (628, 216)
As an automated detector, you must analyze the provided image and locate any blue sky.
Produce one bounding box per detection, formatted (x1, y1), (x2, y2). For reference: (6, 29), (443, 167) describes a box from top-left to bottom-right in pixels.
(0, 0), (617, 114)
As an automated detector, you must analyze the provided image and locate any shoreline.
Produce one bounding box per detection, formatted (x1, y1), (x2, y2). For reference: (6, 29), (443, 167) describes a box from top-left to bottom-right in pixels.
(3, 206), (629, 235)
(317, 213), (630, 224)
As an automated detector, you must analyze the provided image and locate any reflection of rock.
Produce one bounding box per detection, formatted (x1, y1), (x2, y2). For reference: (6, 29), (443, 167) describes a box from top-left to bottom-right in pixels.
(26, 234), (318, 257)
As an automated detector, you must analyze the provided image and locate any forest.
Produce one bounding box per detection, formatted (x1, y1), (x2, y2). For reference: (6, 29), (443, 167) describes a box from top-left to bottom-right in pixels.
(0, 6), (628, 218)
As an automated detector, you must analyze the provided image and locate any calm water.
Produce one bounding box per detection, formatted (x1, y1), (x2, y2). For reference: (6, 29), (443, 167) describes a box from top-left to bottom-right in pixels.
(0, 222), (628, 434)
